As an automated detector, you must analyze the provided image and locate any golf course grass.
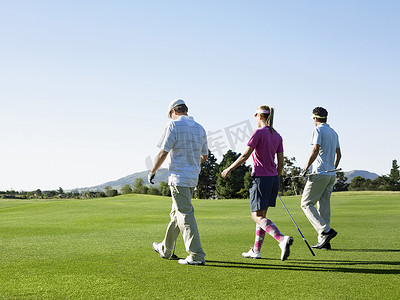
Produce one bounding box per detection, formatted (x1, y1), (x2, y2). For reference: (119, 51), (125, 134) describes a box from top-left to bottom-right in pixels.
(1, 191), (399, 299)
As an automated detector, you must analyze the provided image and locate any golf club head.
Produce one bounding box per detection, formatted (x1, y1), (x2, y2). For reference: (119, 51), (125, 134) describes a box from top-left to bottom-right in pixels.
(283, 177), (291, 187)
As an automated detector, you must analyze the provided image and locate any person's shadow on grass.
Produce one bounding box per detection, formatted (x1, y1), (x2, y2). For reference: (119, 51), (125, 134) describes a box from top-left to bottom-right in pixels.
(331, 248), (400, 253)
(203, 257), (400, 275)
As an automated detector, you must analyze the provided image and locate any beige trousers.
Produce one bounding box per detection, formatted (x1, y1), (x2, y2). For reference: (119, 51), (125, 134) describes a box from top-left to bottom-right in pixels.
(301, 174), (336, 242)
(159, 186), (205, 262)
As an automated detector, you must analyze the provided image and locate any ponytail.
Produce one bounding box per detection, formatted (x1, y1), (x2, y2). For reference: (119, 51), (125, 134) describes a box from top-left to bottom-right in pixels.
(258, 105), (275, 133)
(267, 107), (274, 133)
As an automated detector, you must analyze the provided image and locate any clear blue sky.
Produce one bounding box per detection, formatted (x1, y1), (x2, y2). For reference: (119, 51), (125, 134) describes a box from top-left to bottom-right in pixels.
(1, 0), (399, 191)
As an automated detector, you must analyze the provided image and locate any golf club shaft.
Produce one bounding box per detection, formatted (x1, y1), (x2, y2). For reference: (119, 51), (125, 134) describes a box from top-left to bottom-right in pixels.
(291, 168), (342, 179)
(172, 240), (176, 256)
(277, 194), (315, 256)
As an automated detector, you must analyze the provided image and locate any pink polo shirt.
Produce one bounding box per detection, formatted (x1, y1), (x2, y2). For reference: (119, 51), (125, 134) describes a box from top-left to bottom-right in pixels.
(247, 126), (283, 177)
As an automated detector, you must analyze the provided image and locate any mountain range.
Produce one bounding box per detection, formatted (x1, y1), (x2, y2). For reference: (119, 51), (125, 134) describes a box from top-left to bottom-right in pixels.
(73, 169), (169, 192)
(343, 170), (379, 183)
(73, 169), (380, 192)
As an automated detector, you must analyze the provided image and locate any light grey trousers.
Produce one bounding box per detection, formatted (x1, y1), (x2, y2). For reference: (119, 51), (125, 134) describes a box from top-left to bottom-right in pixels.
(301, 174), (336, 242)
(159, 186), (205, 262)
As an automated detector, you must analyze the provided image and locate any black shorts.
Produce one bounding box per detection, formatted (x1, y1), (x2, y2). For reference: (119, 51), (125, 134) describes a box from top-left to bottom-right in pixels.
(249, 176), (279, 212)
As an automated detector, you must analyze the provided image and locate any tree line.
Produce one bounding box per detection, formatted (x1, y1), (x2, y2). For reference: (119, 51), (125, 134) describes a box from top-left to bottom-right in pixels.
(104, 151), (400, 198)
(346, 160), (400, 191)
(0, 187), (105, 200)
(1, 153), (398, 200)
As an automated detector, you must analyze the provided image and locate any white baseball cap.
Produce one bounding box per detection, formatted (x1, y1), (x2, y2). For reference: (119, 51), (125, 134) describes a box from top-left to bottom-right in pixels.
(168, 99), (186, 118)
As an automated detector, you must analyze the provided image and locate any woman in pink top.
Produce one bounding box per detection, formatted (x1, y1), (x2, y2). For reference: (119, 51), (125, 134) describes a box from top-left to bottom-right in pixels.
(221, 105), (293, 261)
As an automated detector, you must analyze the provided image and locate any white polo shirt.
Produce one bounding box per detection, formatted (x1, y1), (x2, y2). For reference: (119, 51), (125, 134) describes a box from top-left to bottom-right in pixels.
(157, 115), (208, 187)
(310, 123), (340, 175)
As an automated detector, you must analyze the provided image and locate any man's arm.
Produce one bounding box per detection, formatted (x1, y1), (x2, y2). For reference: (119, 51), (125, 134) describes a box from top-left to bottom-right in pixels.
(151, 149), (169, 174)
(201, 155), (208, 163)
(277, 152), (284, 175)
(304, 144), (320, 171)
(335, 148), (341, 168)
(148, 149), (169, 184)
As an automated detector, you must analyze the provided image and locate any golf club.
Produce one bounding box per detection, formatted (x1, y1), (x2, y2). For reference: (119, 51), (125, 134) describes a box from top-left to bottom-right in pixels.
(171, 240), (178, 259)
(277, 194), (315, 257)
(284, 168), (342, 186)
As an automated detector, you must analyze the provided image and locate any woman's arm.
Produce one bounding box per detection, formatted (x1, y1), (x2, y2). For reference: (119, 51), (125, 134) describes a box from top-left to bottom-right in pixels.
(221, 146), (254, 179)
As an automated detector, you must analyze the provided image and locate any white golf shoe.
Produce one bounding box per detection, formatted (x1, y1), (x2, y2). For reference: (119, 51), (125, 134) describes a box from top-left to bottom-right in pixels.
(178, 258), (205, 265)
(279, 236), (293, 261)
(242, 248), (261, 259)
(152, 242), (167, 259)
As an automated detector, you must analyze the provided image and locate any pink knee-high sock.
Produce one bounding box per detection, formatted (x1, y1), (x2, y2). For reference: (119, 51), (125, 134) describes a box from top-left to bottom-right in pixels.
(253, 224), (266, 252)
(259, 218), (284, 242)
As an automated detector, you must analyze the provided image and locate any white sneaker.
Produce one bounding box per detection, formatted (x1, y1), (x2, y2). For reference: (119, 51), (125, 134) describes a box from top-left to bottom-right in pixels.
(279, 236), (293, 261)
(242, 248), (261, 259)
(152, 242), (167, 259)
(178, 258), (205, 265)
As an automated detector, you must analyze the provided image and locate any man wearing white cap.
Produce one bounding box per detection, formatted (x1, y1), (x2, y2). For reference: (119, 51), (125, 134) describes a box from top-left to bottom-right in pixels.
(149, 99), (208, 265)
(301, 107), (341, 250)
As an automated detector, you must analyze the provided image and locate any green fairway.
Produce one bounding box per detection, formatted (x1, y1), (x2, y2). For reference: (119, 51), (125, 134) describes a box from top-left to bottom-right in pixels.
(1, 192), (399, 299)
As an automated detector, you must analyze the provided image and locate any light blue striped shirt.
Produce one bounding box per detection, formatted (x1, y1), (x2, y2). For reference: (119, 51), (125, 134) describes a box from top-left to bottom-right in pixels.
(310, 123), (340, 175)
(157, 116), (208, 187)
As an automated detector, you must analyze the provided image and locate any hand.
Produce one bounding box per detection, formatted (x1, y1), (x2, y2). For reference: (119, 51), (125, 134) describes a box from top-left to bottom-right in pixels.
(148, 172), (156, 184)
(283, 177), (291, 187)
(221, 168), (231, 179)
(300, 168), (308, 177)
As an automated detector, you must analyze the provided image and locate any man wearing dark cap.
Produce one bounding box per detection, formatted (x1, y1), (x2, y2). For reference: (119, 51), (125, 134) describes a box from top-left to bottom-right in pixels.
(301, 107), (342, 250)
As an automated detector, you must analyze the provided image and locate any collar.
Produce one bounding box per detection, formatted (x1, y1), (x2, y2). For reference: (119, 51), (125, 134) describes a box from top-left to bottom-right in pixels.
(176, 115), (192, 120)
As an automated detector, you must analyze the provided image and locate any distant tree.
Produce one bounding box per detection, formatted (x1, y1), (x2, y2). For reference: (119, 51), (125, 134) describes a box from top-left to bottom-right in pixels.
(148, 187), (161, 195)
(238, 167), (253, 199)
(58, 187), (64, 194)
(35, 189), (42, 198)
(215, 150), (250, 199)
(372, 175), (391, 190)
(133, 178), (143, 189)
(348, 176), (368, 191)
(70, 190), (80, 198)
(121, 184), (133, 194)
(389, 160), (400, 181)
(334, 171), (350, 192)
(87, 191), (97, 198)
(43, 190), (57, 198)
(279, 157), (304, 196)
(105, 188), (118, 197)
(104, 186), (118, 197)
(389, 159), (400, 190)
(81, 190), (96, 198)
(159, 181), (171, 197)
(196, 150), (218, 199)
(97, 191), (106, 198)
(368, 161), (400, 191)
(133, 178), (148, 194)
(141, 186), (149, 194)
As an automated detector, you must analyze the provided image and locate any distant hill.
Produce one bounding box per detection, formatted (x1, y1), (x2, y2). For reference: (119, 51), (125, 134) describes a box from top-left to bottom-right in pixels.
(344, 170), (380, 183)
(74, 168), (169, 192)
